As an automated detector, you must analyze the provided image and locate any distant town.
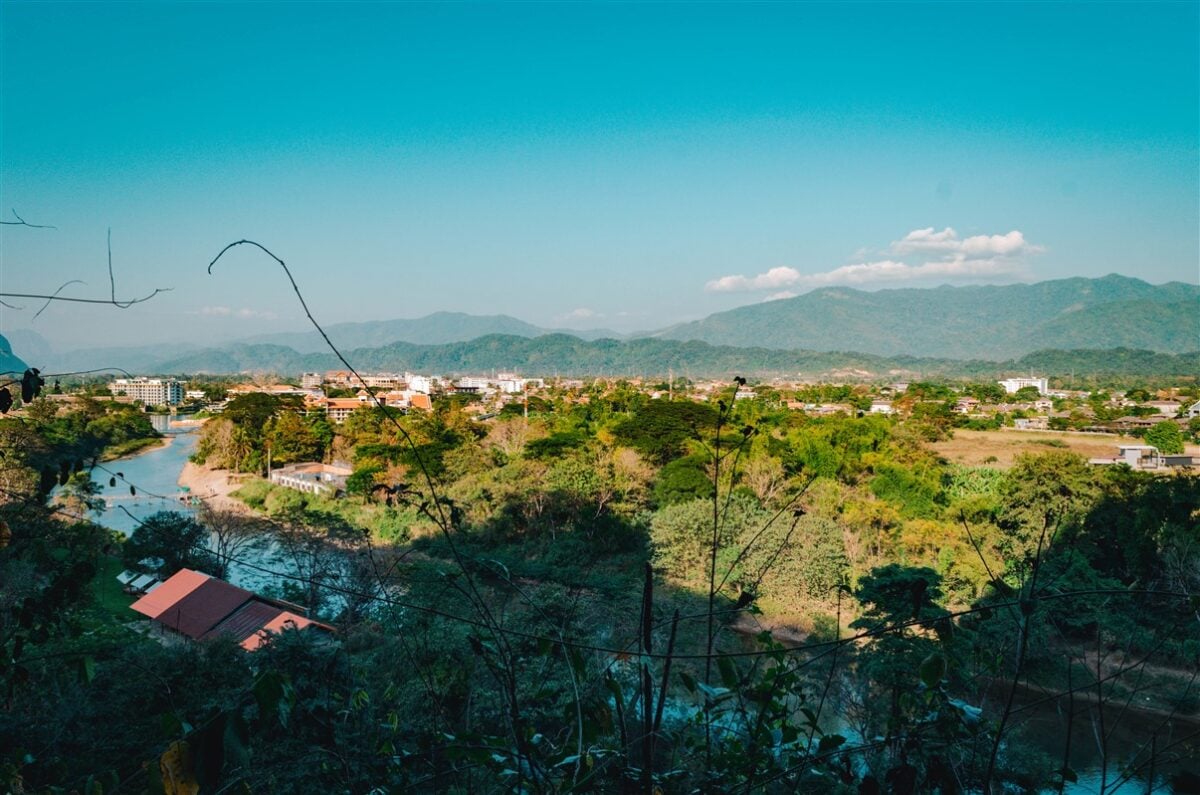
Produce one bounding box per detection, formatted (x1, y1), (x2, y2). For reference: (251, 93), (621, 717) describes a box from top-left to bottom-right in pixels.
(7, 369), (1187, 479)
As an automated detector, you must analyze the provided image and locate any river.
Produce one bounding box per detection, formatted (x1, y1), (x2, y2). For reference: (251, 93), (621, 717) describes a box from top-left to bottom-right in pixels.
(88, 417), (281, 593)
(91, 415), (200, 535)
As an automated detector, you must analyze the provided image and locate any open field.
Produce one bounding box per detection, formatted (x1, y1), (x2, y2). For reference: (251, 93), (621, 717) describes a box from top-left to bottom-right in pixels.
(89, 555), (134, 620)
(930, 428), (1192, 468)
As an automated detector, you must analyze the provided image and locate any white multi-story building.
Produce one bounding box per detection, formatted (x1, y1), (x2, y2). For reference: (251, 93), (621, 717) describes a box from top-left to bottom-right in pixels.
(300, 372), (323, 389)
(360, 373), (405, 389)
(998, 377), (1048, 395)
(495, 373), (545, 394)
(111, 377), (184, 406)
(406, 373), (435, 394)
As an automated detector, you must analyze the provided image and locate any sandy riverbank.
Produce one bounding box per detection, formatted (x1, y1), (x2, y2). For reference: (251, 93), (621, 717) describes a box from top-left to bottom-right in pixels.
(177, 462), (254, 515)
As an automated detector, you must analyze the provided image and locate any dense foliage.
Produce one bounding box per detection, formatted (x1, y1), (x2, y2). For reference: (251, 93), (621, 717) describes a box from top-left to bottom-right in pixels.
(2, 385), (1198, 793)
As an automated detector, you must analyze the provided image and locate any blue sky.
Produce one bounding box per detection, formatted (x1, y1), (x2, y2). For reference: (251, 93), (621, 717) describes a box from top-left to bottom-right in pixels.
(1, 1), (1197, 349)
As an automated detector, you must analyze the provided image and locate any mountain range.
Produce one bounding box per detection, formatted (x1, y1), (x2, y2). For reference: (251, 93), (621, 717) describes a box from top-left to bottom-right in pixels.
(239, 312), (625, 353)
(652, 274), (1198, 359)
(4, 275), (1196, 377)
(143, 336), (1195, 380)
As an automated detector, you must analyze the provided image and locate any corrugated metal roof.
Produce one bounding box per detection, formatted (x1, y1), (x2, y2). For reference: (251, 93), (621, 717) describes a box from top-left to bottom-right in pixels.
(241, 611), (335, 651)
(130, 569), (209, 618)
(203, 600), (283, 644)
(155, 578), (253, 639)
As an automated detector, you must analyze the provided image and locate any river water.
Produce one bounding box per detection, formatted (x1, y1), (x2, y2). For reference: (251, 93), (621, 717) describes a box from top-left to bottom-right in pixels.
(91, 415), (200, 535)
(88, 418), (278, 593)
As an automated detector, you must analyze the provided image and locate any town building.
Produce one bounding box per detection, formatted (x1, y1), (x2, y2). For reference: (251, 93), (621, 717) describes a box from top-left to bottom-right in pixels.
(998, 377), (1049, 395)
(301, 372), (323, 389)
(269, 462), (353, 496)
(1088, 445), (1194, 471)
(130, 568), (334, 650)
(110, 377), (185, 406)
(406, 373), (435, 394)
(324, 398), (363, 424)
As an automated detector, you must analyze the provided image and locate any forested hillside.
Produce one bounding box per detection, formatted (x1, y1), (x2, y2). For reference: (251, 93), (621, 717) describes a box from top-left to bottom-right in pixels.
(138, 335), (1200, 379)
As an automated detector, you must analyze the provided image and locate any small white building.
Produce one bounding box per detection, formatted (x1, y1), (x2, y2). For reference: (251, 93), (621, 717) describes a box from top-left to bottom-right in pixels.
(1089, 445), (1166, 471)
(405, 373), (435, 394)
(998, 377), (1048, 396)
(269, 462), (353, 496)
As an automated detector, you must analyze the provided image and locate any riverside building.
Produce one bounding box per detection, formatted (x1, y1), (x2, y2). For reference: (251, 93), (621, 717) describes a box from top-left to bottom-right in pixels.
(110, 377), (185, 406)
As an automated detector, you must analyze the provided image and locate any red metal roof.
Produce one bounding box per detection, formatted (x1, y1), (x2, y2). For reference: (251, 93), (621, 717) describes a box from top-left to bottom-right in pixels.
(154, 578), (253, 639)
(130, 569), (209, 619)
(131, 568), (336, 649)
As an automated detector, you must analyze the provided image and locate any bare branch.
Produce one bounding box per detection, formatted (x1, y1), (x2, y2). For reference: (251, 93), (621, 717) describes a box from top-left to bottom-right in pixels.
(1, 230), (171, 312)
(0, 288), (172, 309)
(32, 279), (86, 319)
(0, 209), (56, 229)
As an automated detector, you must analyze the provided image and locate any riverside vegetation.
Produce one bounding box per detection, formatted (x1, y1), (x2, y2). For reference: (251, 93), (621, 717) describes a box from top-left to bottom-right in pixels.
(2, 382), (1199, 793)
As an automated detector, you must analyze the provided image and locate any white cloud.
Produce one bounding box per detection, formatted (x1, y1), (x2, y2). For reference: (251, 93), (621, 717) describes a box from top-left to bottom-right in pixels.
(704, 226), (1043, 293)
(705, 266), (802, 292)
(193, 306), (277, 320)
(763, 290), (798, 301)
(890, 227), (1041, 258)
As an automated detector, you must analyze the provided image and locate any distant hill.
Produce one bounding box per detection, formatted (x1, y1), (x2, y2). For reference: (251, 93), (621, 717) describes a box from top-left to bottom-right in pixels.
(150, 334), (1198, 380)
(0, 334), (29, 376)
(3, 328), (53, 364)
(648, 275), (1199, 359)
(239, 311), (624, 353)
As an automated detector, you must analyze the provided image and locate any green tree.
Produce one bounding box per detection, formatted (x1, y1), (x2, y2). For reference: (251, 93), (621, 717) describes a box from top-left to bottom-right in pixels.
(1012, 385), (1042, 401)
(613, 399), (718, 463)
(122, 511), (218, 576)
(1144, 420), (1185, 454)
(267, 411), (323, 465)
(850, 565), (951, 751)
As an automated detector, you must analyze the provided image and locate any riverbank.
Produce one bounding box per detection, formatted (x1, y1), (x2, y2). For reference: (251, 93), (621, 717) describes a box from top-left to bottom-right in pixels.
(177, 462), (254, 515)
(101, 434), (172, 462)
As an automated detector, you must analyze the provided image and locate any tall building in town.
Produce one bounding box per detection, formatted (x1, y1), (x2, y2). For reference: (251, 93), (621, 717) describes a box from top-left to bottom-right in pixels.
(111, 377), (185, 405)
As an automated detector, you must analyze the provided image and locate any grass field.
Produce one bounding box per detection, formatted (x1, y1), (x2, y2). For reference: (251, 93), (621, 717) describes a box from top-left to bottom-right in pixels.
(90, 554), (135, 620)
(931, 428), (1147, 468)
